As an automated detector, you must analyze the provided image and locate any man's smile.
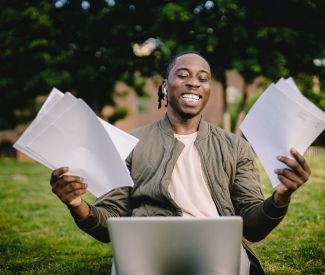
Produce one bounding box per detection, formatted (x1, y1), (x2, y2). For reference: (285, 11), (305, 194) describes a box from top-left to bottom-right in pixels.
(181, 93), (202, 104)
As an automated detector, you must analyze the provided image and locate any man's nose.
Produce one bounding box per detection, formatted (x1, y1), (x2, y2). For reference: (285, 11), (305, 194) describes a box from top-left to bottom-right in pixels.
(186, 77), (200, 88)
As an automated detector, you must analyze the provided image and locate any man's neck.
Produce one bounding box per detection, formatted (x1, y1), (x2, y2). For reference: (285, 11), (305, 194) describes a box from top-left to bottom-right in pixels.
(167, 111), (201, 135)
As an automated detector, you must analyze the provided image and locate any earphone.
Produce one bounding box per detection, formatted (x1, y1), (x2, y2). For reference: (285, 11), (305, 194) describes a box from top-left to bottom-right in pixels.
(163, 87), (167, 96)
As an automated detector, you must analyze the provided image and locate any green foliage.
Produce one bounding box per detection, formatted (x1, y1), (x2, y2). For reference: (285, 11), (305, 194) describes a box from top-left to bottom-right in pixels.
(161, 3), (191, 22)
(1, 0), (324, 129)
(303, 90), (325, 112)
(0, 156), (324, 274)
(0, 1), (60, 128)
(233, 0), (325, 83)
(107, 107), (128, 124)
(293, 74), (325, 111)
(302, 88), (325, 146)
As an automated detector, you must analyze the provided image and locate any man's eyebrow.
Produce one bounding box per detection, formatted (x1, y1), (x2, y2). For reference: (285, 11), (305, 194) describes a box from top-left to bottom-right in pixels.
(175, 67), (210, 74)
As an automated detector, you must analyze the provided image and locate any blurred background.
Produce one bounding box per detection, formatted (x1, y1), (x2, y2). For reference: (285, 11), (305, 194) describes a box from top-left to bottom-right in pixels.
(1, 0), (325, 159)
(1, 2), (325, 274)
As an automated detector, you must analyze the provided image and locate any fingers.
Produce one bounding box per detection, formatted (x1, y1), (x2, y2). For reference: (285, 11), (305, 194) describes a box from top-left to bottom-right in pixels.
(276, 174), (299, 193)
(52, 179), (87, 206)
(54, 177), (87, 196)
(290, 148), (311, 175)
(274, 172), (301, 205)
(53, 174), (85, 190)
(274, 148), (311, 198)
(50, 167), (69, 185)
(275, 168), (304, 186)
(69, 197), (82, 208)
(276, 149), (310, 182)
(50, 167), (88, 206)
(60, 188), (87, 206)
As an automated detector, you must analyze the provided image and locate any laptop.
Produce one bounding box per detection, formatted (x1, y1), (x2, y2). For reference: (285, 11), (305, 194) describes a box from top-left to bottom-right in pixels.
(107, 216), (243, 275)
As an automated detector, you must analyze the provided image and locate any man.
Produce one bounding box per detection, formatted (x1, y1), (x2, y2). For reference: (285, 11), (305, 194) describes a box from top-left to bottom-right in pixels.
(50, 52), (311, 274)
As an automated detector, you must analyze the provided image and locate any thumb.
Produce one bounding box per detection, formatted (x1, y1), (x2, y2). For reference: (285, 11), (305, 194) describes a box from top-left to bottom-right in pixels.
(69, 197), (82, 208)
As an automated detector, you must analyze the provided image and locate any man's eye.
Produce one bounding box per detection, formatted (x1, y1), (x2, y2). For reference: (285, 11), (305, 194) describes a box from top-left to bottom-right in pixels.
(199, 77), (208, 82)
(178, 74), (188, 78)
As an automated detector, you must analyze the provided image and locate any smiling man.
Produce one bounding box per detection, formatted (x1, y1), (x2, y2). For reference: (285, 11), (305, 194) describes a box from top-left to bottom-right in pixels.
(50, 52), (311, 274)
(164, 53), (211, 124)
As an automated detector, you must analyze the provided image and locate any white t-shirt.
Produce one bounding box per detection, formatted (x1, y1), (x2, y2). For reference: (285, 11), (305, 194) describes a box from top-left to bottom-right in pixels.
(168, 132), (250, 275)
(169, 132), (219, 217)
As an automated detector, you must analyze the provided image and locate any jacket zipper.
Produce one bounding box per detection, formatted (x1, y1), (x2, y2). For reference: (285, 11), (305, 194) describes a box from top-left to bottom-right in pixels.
(196, 145), (227, 216)
(162, 139), (183, 216)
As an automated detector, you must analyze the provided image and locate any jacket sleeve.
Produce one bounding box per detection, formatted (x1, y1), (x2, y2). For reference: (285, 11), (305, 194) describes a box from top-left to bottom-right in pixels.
(231, 138), (288, 242)
(72, 186), (131, 243)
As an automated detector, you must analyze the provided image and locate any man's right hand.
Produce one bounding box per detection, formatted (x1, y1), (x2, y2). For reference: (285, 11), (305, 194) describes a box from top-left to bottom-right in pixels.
(50, 167), (88, 208)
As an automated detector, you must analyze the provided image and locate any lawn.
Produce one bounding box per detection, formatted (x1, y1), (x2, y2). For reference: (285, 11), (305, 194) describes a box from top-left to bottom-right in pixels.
(0, 156), (324, 274)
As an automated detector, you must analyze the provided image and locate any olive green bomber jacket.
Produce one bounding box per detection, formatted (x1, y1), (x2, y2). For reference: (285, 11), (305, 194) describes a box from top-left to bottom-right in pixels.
(74, 115), (288, 273)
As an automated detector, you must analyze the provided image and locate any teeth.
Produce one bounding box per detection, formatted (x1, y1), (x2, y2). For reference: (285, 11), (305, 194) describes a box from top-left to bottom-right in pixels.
(182, 94), (200, 100)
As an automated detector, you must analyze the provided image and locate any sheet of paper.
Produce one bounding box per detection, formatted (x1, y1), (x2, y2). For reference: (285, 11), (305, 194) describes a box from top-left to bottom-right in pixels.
(38, 87), (64, 113)
(285, 77), (300, 93)
(14, 88), (138, 164)
(240, 83), (325, 187)
(98, 117), (138, 161)
(14, 91), (77, 169)
(275, 78), (325, 121)
(13, 89), (66, 167)
(27, 99), (134, 197)
(14, 88), (139, 197)
(26, 92), (78, 147)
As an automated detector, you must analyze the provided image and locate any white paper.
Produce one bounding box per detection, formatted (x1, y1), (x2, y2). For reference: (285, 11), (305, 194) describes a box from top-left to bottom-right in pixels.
(240, 82), (325, 187)
(285, 77), (300, 93)
(14, 91), (78, 168)
(14, 88), (138, 165)
(38, 87), (64, 113)
(14, 88), (139, 197)
(98, 117), (138, 161)
(276, 78), (325, 121)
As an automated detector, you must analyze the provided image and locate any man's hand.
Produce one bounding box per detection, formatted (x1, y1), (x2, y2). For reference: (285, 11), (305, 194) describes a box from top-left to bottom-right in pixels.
(274, 148), (311, 206)
(50, 167), (88, 208)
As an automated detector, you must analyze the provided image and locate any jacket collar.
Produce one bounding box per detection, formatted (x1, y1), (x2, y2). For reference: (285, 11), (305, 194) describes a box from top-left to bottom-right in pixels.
(159, 114), (209, 140)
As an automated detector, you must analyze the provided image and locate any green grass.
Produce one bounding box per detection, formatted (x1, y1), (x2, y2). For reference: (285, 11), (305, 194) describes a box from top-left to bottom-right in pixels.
(254, 156), (325, 274)
(0, 160), (111, 274)
(0, 157), (324, 274)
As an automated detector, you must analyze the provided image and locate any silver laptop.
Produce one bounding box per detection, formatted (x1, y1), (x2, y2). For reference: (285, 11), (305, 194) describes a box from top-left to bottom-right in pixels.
(107, 217), (243, 275)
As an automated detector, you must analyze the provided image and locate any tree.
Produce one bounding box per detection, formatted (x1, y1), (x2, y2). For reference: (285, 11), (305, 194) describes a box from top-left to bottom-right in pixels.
(1, 0), (324, 131)
(0, 0), (150, 128)
(229, 0), (325, 129)
(0, 1), (62, 128)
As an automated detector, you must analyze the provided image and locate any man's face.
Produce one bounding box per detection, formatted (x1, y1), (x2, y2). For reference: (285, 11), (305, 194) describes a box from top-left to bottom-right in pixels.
(166, 54), (211, 120)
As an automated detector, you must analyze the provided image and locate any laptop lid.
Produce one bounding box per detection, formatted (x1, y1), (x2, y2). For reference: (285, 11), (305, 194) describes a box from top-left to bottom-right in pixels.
(107, 217), (243, 275)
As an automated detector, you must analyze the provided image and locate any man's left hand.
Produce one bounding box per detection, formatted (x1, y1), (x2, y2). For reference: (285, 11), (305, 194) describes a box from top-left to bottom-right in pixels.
(273, 148), (311, 206)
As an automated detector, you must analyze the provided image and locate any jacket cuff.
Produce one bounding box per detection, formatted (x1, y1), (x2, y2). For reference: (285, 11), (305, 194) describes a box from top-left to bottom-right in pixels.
(72, 204), (100, 231)
(263, 192), (288, 219)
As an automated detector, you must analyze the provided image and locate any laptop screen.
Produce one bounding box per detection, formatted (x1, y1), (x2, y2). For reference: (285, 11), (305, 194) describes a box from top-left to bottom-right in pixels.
(107, 217), (243, 275)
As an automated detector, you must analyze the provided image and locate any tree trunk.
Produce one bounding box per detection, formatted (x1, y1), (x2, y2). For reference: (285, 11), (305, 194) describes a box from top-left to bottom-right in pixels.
(220, 74), (231, 132)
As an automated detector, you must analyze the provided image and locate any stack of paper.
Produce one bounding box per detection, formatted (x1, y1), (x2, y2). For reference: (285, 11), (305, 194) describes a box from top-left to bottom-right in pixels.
(14, 88), (139, 197)
(240, 78), (325, 187)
